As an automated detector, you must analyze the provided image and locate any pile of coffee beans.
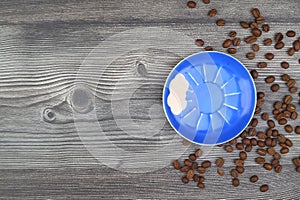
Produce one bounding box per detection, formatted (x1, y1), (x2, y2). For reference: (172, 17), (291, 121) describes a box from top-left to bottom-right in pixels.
(173, 3), (300, 193)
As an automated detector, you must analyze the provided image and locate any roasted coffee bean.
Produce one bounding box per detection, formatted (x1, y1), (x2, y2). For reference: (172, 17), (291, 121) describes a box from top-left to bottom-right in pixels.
(256, 157), (265, 164)
(187, 1), (196, 8)
(242, 138), (251, 145)
(215, 157), (225, 167)
(252, 28), (262, 37)
(278, 118), (287, 125)
(284, 95), (293, 104)
(236, 143), (244, 150)
(217, 168), (224, 176)
(263, 163), (273, 170)
(258, 140), (266, 147)
(250, 70), (259, 79)
(229, 31), (237, 37)
(278, 134), (286, 143)
(199, 176), (205, 182)
(265, 53), (274, 60)
(260, 184), (269, 192)
(208, 8), (217, 17)
(231, 169), (239, 178)
(193, 174), (200, 182)
(272, 109), (280, 115)
(273, 152), (281, 160)
(286, 30), (296, 37)
(223, 39), (232, 48)
(182, 176), (189, 184)
(189, 154), (196, 161)
(240, 130), (247, 138)
(287, 104), (296, 112)
(216, 19), (225, 26)
(246, 52), (255, 60)
(248, 128), (256, 136)
(197, 182), (205, 189)
(265, 137), (272, 146)
(285, 138), (293, 147)
(257, 132), (266, 139)
(251, 8), (260, 18)
(280, 147), (289, 154)
(192, 162), (198, 169)
(287, 79), (296, 87)
(258, 62), (267, 68)
(262, 24), (270, 32)
(289, 87), (298, 93)
(236, 166), (244, 174)
(274, 101), (282, 109)
(257, 99), (264, 107)
(204, 46), (213, 51)
(267, 147), (275, 156)
(224, 145), (234, 153)
(202, 160), (211, 168)
(233, 38), (241, 46)
(187, 169), (195, 179)
(202, 0), (210, 4)
(293, 40), (300, 51)
(239, 151), (247, 160)
(184, 159), (193, 167)
(271, 84), (280, 92)
(291, 112), (298, 120)
(250, 118), (259, 127)
(195, 39), (205, 46)
(263, 38), (272, 46)
(281, 74), (290, 81)
(295, 126), (300, 134)
(257, 92), (265, 99)
(232, 178), (239, 187)
(285, 124), (293, 133)
(275, 41), (285, 49)
(257, 148), (267, 156)
(180, 166), (190, 172)
(265, 75), (275, 84)
(293, 158), (300, 166)
(267, 120), (275, 128)
(252, 43), (260, 52)
(276, 113), (284, 121)
(275, 165), (282, 173)
(195, 149), (202, 157)
(250, 22), (259, 29)
(197, 166), (206, 174)
(251, 138), (258, 146)
(297, 167), (300, 173)
(245, 36), (257, 43)
(281, 103), (287, 109)
(234, 159), (244, 167)
(240, 21), (249, 29)
(229, 138), (238, 145)
(271, 138), (277, 147)
(227, 48), (237, 54)
(288, 47), (295, 56)
(266, 128), (273, 137)
(271, 159), (280, 167)
(275, 32), (284, 42)
(256, 16), (265, 24)
(250, 175), (259, 183)
(272, 129), (279, 137)
(245, 144), (252, 152)
(173, 160), (181, 170)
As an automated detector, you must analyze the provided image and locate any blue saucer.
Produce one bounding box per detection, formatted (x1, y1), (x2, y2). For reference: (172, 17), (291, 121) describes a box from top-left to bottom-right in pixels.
(163, 51), (256, 145)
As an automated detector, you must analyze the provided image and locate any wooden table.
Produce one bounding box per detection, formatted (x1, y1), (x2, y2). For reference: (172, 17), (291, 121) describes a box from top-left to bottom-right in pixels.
(0, 0), (299, 199)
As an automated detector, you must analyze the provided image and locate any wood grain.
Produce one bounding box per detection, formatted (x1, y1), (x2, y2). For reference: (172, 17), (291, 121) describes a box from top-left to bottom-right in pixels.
(0, 0), (300, 199)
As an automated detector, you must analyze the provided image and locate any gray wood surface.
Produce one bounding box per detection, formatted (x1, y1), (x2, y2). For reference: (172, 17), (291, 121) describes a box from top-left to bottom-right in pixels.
(0, 0), (300, 199)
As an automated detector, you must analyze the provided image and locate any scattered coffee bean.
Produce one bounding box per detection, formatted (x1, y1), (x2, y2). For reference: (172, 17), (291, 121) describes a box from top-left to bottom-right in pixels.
(280, 147), (289, 154)
(249, 22), (259, 29)
(295, 126), (300, 134)
(246, 52), (255, 60)
(257, 132), (266, 139)
(267, 147), (275, 156)
(255, 107), (262, 114)
(192, 162), (198, 169)
(184, 159), (193, 167)
(267, 120), (275, 128)
(271, 84), (280, 92)
(251, 8), (260, 18)
(252, 43), (260, 52)
(250, 118), (259, 127)
(217, 168), (224, 176)
(258, 62), (267, 68)
(287, 79), (296, 87)
(195, 149), (202, 157)
(288, 47), (295, 56)
(272, 109), (280, 115)
(289, 87), (298, 93)
(256, 157), (265, 164)
(287, 104), (296, 112)
(257, 148), (267, 156)
(250, 70), (259, 79)
(275, 32), (284, 42)
(202, 160), (211, 168)
(257, 140), (266, 147)
(278, 118), (287, 125)
(229, 31), (237, 37)
(233, 38), (241, 46)
(281, 74), (290, 81)
(202, 0), (210, 4)
(293, 158), (300, 166)
(173, 160), (181, 170)
(245, 35), (257, 43)
(197, 166), (206, 174)
(195, 39), (205, 46)
(227, 48), (237, 54)
(239, 151), (247, 160)
(236, 166), (244, 174)
(258, 91), (265, 99)
(223, 39), (232, 48)
(262, 24), (270, 32)
(193, 174), (200, 182)
(197, 182), (205, 189)
(236, 142), (244, 150)
(256, 16), (265, 24)
(224, 145), (234, 153)
(286, 30), (296, 37)
(204, 46), (213, 51)
(297, 167), (300, 173)
(216, 19), (225, 26)
(232, 178), (240, 187)
(252, 28), (262, 37)
(187, 169), (195, 179)
(215, 157), (225, 167)
(263, 163), (273, 171)
(240, 21), (249, 29)
(231, 169), (239, 178)
(291, 112), (298, 120)
(261, 112), (269, 120)
(180, 166), (190, 172)
(275, 41), (285, 49)
(208, 8), (217, 17)
(187, 1), (196, 8)
(234, 159), (244, 167)
(265, 53), (274, 60)
(245, 144), (252, 152)
(293, 40), (300, 51)
(285, 138), (293, 147)
(182, 176), (189, 184)
(250, 175), (259, 183)
(263, 38), (272, 46)
(281, 61), (289, 69)
(285, 124), (293, 133)
(189, 154), (196, 161)
(272, 159), (280, 167)
(260, 184), (269, 192)
(265, 76), (275, 84)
